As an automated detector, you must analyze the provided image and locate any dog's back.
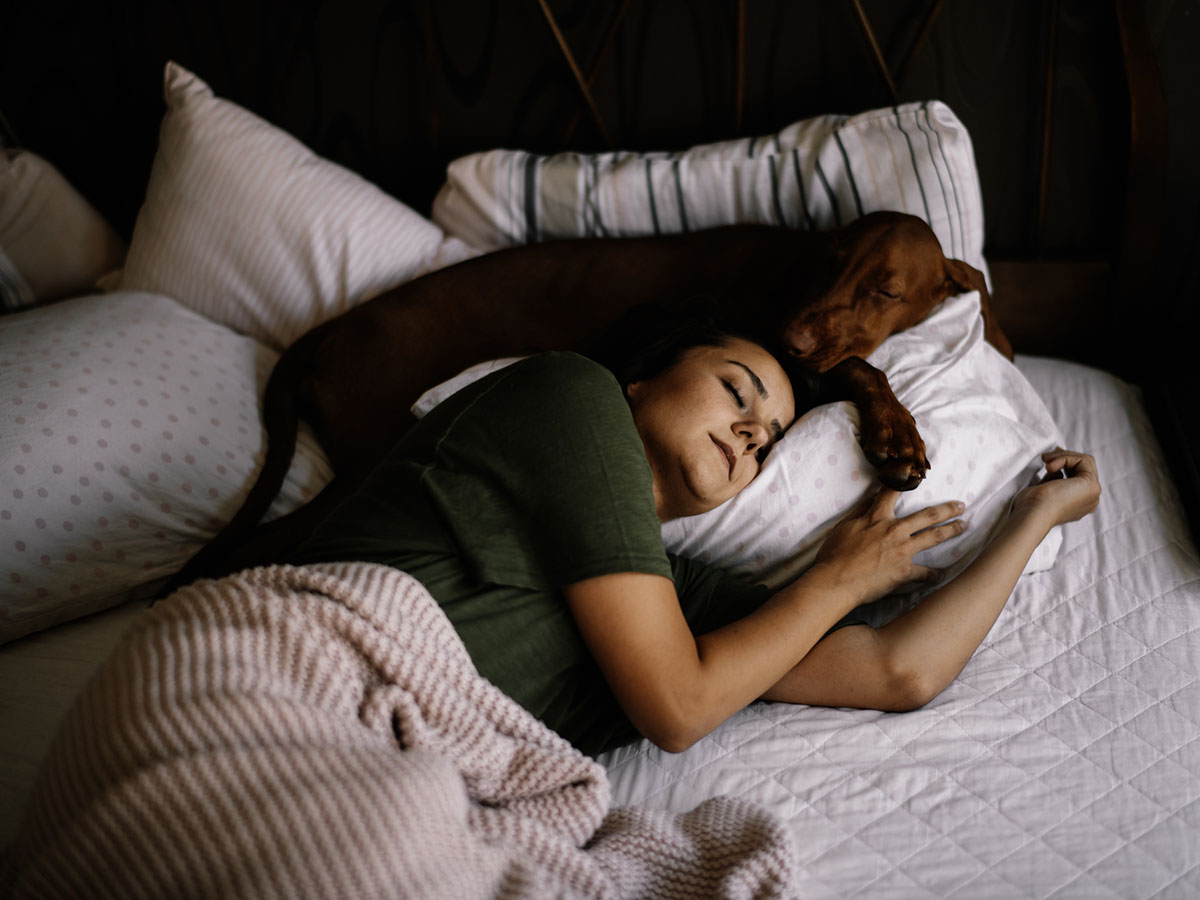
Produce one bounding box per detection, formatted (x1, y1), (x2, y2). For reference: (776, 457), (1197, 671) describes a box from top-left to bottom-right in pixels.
(168, 212), (1004, 589)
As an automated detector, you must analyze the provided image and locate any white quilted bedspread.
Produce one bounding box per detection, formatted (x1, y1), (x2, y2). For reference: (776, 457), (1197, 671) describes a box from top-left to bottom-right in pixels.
(601, 357), (1200, 899)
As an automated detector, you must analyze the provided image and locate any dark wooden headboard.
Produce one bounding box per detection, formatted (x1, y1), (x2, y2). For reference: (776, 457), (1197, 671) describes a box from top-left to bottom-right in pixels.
(0, 2), (1165, 359)
(2, 0), (1196, 526)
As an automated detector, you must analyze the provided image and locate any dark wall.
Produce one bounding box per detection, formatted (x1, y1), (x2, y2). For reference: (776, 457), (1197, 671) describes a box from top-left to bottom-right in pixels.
(1148, 0), (1199, 349)
(1142, 0), (1200, 532)
(1, 1), (1194, 343)
(0, 2), (1135, 247)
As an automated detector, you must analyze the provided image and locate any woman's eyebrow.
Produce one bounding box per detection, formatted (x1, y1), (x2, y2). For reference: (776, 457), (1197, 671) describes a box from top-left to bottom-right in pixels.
(728, 360), (785, 441)
(729, 361), (768, 399)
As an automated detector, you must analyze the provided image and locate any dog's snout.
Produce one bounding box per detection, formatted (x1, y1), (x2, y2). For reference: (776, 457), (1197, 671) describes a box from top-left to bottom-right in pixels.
(787, 327), (818, 357)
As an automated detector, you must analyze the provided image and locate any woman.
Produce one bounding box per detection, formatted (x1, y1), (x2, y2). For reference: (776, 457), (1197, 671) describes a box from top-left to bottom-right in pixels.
(292, 318), (1100, 756)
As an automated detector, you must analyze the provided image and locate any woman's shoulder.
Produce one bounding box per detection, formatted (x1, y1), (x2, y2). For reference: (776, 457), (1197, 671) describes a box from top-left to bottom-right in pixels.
(511, 350), (616, 380)
(444, 352), (635, 448)
(419, 351), (629, 442)
(495, 351), (624, 403)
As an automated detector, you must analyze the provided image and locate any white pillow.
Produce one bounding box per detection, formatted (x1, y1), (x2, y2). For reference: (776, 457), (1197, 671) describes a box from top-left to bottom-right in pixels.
(432, 101), (988, 277)
(662, 292), (1063, 593)
(0, 150), (126, 310)
(119, 62), (478, 350)
(0, 291), (333, 644)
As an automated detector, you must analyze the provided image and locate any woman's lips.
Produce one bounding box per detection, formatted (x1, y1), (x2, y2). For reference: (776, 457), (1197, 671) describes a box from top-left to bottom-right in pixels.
(712, 435), (736, 479)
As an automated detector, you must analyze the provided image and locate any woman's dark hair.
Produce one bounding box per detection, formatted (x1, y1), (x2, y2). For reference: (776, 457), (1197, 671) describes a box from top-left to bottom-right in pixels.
(582, 302), (818, 405)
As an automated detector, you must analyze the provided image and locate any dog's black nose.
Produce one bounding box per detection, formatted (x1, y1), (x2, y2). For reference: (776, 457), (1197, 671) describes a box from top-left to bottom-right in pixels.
(787, 327), (817, 356)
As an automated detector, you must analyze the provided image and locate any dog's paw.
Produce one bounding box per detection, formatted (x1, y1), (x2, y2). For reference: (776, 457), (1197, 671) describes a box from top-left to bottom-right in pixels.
(875, 461), (927, 492)
(861, 412), (929, 492)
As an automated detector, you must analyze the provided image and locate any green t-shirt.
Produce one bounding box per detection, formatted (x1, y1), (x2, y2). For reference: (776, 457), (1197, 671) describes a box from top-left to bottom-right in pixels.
(294, 352), (770, 755)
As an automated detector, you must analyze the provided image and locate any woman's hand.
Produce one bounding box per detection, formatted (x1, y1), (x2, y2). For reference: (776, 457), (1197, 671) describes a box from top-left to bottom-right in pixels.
(1011, 448), (1101, 527)
(810, 488), (966, 606)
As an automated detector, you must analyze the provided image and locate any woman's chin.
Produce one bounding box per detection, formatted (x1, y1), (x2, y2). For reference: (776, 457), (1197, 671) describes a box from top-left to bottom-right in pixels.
(672, 471), (737, 518)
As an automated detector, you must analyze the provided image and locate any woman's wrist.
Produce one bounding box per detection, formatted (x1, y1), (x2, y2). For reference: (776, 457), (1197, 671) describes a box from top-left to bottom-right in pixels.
(1008, 492), (1066, 536)
(797, 559), (869, 613)
(997, 500), (1060, 558)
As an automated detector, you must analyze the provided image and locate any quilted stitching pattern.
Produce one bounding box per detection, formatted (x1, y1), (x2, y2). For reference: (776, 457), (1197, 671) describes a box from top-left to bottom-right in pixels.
(602, 358), (1200, 899)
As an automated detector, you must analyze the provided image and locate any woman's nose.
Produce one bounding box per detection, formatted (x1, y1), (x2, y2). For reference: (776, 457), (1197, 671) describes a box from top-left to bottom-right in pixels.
(736, 421), (769, 451)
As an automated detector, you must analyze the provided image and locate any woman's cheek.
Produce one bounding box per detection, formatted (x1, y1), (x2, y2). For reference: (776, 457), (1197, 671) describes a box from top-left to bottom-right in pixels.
(735, 466), (757, 495)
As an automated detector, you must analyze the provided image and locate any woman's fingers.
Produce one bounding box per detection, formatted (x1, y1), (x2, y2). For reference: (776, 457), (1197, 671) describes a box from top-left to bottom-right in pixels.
(1042, 448), (1097, 478)
(844, 487), (882, 519)
(1037, 448), (1101, 522)
(869, 486), (902, 518)
(815, 489), (968, 605)
(853, 488), (955, 530)
(837, 485), (899, 526)
(1010, 447), (1101, 526)
(900, 499), (965, 534)
(905, 565), (945, 586)
(912, 517), (968, 551)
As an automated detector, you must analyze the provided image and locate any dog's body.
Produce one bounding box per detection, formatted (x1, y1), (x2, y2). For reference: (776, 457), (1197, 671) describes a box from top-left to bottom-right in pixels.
(173, 211), (1011, 586)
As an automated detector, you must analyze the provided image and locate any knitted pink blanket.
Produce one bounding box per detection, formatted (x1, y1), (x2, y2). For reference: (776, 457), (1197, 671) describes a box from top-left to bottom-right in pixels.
(9, 563), (796, 898)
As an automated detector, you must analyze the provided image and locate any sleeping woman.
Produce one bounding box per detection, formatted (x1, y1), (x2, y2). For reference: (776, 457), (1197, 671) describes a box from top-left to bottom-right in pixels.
(291, 315), (1101, 757)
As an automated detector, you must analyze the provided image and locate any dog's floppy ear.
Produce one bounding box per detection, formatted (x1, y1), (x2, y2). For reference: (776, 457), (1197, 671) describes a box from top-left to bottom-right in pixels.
(944, 258), (988, 298)
(944, 258), (1014, 360)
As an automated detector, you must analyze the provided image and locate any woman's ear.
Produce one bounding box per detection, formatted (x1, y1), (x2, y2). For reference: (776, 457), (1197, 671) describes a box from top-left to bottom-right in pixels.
(625, 380), (643, 400)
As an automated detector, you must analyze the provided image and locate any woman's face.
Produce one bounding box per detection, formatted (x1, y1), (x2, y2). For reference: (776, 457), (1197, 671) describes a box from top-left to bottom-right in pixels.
(627, 337), (796, 521)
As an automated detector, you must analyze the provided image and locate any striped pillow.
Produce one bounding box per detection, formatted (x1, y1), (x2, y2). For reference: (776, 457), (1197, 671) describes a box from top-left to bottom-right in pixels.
(431, 101), (988, 276)
(120, 63), (477, 350)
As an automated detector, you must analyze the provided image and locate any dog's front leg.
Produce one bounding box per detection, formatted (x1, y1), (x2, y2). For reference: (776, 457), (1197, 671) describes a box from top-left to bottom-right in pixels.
(821, 357), (929, 491)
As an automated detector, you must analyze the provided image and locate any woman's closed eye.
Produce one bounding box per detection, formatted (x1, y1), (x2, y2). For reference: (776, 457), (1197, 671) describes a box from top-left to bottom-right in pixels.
(722, 378), (747, 409)
(723, 376), (774, 465)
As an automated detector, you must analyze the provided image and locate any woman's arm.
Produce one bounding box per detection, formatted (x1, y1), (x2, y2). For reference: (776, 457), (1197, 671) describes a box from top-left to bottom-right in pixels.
(763, 449), (1102, 710)
(570, 450), (1099, 752)
(565, 494), (966, 752)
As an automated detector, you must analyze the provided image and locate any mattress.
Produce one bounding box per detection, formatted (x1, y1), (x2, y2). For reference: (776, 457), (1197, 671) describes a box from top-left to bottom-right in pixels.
(600, 356), (1200, 898)
(3, 356), (1198, 899)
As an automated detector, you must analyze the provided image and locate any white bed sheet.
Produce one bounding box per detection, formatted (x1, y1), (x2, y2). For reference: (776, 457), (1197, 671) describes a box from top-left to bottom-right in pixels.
(0, 596), (145, 844)
(2, 356), (1198, 900)
(600, 356), (1200, 899)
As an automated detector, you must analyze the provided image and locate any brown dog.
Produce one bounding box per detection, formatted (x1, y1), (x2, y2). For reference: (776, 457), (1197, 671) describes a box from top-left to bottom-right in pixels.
(172, 211), (1011, 586)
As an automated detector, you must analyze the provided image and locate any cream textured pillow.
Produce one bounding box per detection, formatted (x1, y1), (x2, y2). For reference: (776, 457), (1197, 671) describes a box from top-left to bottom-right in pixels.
(432, 101), (988, 277)
(0, 150), (126, 310)
(0, 291), (333, 644)
(119, 62), (477, 350)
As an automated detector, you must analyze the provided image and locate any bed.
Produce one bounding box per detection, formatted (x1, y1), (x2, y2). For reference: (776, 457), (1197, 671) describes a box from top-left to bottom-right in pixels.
(2, 2), (1198, 897)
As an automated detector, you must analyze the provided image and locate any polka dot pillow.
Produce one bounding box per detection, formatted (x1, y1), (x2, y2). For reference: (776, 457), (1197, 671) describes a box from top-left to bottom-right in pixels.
(0, 291), (332, 644)
(661, 291), (1065, 599)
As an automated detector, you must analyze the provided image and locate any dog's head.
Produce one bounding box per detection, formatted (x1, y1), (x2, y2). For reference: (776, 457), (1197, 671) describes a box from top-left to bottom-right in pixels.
(775, 211), (987, 372)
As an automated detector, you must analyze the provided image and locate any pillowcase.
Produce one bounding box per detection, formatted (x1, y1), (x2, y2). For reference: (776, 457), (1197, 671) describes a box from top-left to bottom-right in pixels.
(432, 100), (988, 277)
(119, 62), (478, 350)
(661, 291), (1063, 596)
(0, 291), (333, 644)
(0, 150), (127, 311)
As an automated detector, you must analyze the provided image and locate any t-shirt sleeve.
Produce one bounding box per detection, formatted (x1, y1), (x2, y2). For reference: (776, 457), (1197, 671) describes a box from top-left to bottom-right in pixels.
(669, 554), (773, 634)
(416, 352), (673, 589)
